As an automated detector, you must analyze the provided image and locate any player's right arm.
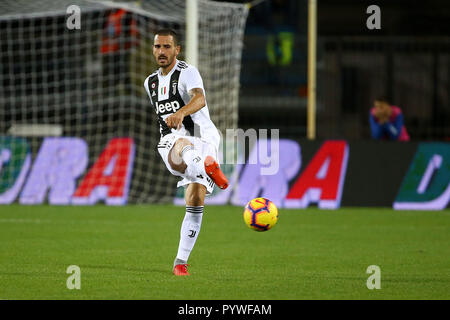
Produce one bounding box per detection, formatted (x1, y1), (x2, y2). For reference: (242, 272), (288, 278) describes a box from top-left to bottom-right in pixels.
(165, 88), (205, 129)
(369, 112), (385, 139)
(165, 66), (206, 129)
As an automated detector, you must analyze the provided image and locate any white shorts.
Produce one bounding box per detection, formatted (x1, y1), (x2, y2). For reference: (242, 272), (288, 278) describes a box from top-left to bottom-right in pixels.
(157, 133), (218, 194)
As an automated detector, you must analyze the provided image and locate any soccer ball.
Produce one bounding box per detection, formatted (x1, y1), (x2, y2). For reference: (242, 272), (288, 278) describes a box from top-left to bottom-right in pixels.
(243, 198), (278, 232)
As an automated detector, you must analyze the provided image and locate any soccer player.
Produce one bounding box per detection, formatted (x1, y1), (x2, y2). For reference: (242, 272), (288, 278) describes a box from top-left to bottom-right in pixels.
(144, 29), (228, 276)
(369, 97), (410, 141)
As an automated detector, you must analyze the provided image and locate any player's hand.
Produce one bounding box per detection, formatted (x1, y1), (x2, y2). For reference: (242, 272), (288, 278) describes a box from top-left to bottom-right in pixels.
(378, 114), (388, 124)
(165, 110), (185, 129)
(379, 110), (391, 124)
(374, 108), (388, 124)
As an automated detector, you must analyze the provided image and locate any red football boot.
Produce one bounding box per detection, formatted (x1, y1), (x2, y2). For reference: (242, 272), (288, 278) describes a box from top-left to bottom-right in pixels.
(204, 156), (228, 190)
(173, 264), (190, 276)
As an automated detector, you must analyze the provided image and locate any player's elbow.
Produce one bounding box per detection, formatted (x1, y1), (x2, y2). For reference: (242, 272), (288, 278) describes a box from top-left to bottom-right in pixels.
(190, 88), (206, 109)
(371, 132), (382, 140)
(370, 124), (381, 139)
(197, 94), (206, 108)
(193, 97), (206, 111)
(195, 90), (206, 107)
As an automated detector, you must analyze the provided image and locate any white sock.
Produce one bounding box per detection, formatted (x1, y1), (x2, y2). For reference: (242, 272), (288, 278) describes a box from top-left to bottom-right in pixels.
(175, 206), (204, 265)
(180, 145), (204, 180)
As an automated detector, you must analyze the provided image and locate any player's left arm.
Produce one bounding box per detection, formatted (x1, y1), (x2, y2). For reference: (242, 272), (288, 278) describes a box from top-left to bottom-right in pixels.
(165, 88), (205, 129)
(385, 113), (403, 140)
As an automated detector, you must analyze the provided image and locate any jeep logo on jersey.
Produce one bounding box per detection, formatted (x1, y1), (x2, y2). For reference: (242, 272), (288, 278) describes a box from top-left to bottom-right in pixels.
(155, 101), (181, 115)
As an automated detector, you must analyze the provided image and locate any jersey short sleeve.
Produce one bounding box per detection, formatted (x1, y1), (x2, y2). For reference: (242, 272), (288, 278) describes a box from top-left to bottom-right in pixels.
(143, 76), (153, 105)
(180, 66), (205, 93)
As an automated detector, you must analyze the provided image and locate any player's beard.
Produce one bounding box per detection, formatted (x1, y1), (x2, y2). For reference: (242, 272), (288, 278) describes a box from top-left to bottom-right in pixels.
(157, 54), (174, 68)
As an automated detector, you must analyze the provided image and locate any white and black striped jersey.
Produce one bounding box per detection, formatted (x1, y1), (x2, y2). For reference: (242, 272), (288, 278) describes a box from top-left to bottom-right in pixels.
(144, 60), (220, 150)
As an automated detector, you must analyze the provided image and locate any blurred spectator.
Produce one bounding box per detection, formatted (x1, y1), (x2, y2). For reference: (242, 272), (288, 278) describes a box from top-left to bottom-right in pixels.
(246, 0), (298, 85)
(265, 0), (297, 68)
(369, 97), (410, 141)
(101, 9), (139, 96)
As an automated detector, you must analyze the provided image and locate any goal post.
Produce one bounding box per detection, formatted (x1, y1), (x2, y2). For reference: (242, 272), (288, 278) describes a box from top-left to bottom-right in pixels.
(186, 0), (199, 67)
(0, 0), (249, 204)
(307, 0), (317, 140)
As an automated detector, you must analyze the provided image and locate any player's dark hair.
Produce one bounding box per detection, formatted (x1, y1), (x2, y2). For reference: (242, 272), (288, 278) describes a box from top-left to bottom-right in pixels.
(374, 96), (390, 104)
(154, 28), (180, 46)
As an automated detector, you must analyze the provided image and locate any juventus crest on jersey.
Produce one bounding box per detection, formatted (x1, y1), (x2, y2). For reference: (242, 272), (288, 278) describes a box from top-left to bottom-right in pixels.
(144, 60), (220, 150)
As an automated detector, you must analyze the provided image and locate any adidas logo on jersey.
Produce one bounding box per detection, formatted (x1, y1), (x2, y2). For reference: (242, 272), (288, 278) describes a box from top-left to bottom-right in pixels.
(155, 101), (181, 114)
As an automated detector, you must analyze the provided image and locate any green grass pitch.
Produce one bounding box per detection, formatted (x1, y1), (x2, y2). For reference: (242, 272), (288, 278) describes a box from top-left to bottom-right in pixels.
(0, 205), (449, 300)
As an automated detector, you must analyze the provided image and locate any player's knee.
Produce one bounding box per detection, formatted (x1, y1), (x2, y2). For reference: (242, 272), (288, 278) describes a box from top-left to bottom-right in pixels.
(168, 138), (192, 173)
(174, 138), (193, 156)
(168, 152), (187, 173)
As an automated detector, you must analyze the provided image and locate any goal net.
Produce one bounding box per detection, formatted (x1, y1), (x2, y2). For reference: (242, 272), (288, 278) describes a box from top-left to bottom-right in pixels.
(0, 0), (248, 204)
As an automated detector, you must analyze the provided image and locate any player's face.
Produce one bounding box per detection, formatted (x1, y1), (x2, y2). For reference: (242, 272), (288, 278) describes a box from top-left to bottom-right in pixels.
(374, 101), (390, 115)
(153, 35), (180, 68)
